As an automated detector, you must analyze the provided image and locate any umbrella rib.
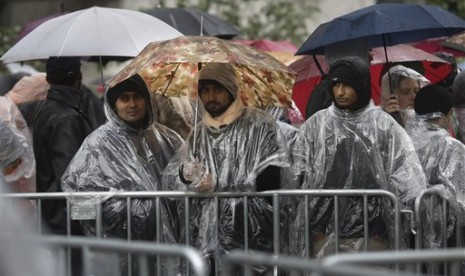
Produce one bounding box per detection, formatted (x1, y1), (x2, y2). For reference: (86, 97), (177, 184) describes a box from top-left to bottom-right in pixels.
(59, 9), (89, 56)
(106, 8), (141, 55)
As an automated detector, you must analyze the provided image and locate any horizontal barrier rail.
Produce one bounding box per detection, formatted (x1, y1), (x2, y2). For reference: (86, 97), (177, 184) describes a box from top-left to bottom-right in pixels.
(37, 235), (207, 276)
(222, 249), (415, 276)
(4, 189), (402, 275)
(322, 248), (465, 276)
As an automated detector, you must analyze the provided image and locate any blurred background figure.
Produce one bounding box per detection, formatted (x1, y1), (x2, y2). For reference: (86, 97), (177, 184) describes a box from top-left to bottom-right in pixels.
(452, 70), (465, 143)
(0, 172), (64, 276)
(3, 73), (49, 132)
(0, 120), (35, 195)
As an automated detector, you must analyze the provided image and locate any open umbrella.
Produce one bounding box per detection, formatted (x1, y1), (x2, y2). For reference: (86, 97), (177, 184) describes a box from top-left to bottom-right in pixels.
(1, 6), (183, 63)
(290, 44), (453, 116)
(145, 7), (240, 39)
(108, 36), (296, 109)
(297, 3), (465, 55)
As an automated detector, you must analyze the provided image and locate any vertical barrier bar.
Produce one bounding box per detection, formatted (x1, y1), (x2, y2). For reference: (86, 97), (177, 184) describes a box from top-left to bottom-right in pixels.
(214, 196), (219, 276)
(334, 195), (339, 254)
(363, 195), (369, 252)
(243, 195), (249, 252)
(156, 197), (161, 276)
(273, 194), (280, 276)
(38, 199), (43, 234)
(96, 203), (102, 238)
(66, 199), (72, 276)
(127, 197), (132, 276)
(304, 195), (310, 258)
(185, 196), (190, 276)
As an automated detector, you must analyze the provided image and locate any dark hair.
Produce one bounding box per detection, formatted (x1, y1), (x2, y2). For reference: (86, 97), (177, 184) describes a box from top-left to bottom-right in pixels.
(414, 84), (453, 116)
(46, 70), (81, 86)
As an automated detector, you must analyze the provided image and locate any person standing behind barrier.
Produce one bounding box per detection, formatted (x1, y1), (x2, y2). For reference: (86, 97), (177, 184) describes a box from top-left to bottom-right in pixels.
(62, 73), (183, 240)
(33, 56), (92, 236)
(291, 56), (427, 258)
(452, 70), (465, 143)
(405, 85), (465, 250)
(162, 63), (289, 275)
(62, 74), (183, 275)
(380, 65), (430, 127)
(0, 121), (36, 210)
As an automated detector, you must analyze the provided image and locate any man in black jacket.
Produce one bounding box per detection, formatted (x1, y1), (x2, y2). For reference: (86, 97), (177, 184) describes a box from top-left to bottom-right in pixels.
(33, 56), (92, 235)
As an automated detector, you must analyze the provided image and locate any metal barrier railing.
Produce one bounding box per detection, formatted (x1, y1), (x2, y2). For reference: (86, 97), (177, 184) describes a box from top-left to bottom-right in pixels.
(322, 248), (465, 276)
(414, 187), (464, 250)
(23, 235), (207, 276)
(222, 249), (416, 276)
(4, 189), (402, 274)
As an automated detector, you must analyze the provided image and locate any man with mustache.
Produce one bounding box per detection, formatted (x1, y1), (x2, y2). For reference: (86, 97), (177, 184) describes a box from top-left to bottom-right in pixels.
(162, 62), (289, 275)
(291, 56), (427, 258)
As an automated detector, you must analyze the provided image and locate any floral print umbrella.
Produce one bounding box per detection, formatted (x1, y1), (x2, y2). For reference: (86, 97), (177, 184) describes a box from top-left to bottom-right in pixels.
(108, 36), (296, 108)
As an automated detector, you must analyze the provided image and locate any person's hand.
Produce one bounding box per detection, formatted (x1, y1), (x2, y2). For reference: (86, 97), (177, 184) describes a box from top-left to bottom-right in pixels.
(181, 159), (204, 184)
(382, 95), (400, 113)
(180, 159), (216, 192)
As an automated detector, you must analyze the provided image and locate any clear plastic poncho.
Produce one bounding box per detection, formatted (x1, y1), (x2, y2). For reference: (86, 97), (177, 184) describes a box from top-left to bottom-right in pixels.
(62, 75), (183, 240)
(162, 107), (289, 257)
(405, 112), (465, 249)
(0, 120), (35, 193)
(291, 102), (427, 257)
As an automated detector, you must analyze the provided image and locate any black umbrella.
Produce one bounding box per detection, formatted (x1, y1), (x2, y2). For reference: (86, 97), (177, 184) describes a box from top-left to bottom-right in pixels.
(145, 7), (240, 39)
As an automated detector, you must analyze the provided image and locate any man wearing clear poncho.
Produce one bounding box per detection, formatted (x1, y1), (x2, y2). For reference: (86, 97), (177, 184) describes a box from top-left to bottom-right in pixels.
(291, 56), (427, 258)
(405, 84), (465, 250)
(162, 63), (289, 272)
(62, 74), (183, 240)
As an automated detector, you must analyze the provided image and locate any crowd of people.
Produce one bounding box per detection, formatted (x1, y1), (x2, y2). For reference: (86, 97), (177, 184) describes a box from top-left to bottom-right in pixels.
(1, 48), (465, 275)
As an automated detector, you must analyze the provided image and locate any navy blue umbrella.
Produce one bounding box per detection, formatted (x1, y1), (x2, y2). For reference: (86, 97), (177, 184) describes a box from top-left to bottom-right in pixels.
(297, 3), (465, 55)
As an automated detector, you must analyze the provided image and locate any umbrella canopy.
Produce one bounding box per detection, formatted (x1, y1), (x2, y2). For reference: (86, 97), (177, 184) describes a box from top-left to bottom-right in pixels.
(290, 44), (453, 116)
(297, 3), (465, 55)
(145, 7), (240, 39)
(108, 36), (296, 109)
(292, 44), (452, 81)
(233, 39), (301, 65)
(1, 6), (183, 63)
(15, 13), (66, 43)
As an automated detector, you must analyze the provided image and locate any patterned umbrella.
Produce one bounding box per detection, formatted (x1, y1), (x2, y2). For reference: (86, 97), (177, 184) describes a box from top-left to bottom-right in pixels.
(108, 36), (296, 108)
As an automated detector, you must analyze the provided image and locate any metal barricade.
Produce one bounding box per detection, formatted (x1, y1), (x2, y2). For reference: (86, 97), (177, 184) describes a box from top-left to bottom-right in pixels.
(322, 248), (465, 276)
(222, 249), (415, 276)
(414, 187), (464, 250)
(22, 235), (207, 276)
(4, 189), (402, 274)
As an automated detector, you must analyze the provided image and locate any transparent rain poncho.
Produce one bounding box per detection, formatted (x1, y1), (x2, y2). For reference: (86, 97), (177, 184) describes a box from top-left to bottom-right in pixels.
(162, 107), (289, 258)
(62, 74), (183, 240)
(405, 112), (465, 248)
(0, 120), (35, 193)
(291, 102), (427, 257)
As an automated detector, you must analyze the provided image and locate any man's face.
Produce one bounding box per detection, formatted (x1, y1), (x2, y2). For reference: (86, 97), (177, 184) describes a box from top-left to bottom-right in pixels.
(199, 83), (234, 117)
(115, 91), (146, 127)
(397, 77), (419, 109)
(332, 82), (358, 109)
